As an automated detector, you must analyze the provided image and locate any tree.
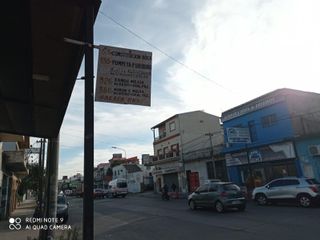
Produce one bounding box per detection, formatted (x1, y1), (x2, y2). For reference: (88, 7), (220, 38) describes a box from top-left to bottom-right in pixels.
(18, 163), (43, 196)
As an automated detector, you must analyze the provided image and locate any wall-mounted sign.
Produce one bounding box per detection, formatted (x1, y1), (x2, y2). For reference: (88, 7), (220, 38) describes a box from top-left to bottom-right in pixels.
(221, 94), (285, 122)
(95, 45), (152, 106)
(225, 141), (295, 166)
(226, 127), (251, 143)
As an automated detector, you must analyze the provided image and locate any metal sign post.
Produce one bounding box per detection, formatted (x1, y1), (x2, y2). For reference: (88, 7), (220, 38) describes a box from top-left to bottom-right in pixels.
(83, 2), (94, 240)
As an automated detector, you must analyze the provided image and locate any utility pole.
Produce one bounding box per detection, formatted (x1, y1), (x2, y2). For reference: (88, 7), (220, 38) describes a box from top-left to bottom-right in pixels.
(37, 138), (45, 217)
(245, 143), (254, 190)
(205, 133), (217, 179)
(83, 1), (94, 239)
(39, 136), (59, 240)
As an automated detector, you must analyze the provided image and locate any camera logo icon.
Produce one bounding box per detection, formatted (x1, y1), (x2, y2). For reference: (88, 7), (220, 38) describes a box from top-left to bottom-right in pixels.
(8, 218), (22, 230)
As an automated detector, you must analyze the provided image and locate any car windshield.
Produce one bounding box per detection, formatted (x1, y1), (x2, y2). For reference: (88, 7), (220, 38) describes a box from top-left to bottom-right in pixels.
(57, 196), (66, 204)
(223, 184), (240, 191)
(306, 178), (320, 184)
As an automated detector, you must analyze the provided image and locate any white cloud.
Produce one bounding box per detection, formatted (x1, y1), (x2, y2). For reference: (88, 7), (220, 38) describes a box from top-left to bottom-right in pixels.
(166, 0), (320, 114)
(59, 153), (84, 178)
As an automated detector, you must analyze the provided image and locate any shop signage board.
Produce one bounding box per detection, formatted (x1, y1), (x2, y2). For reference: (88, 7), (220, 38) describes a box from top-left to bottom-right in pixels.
(225, 142), (295, 166)
(95, 45), (152, 106)
(226, 127), (251, 143)
(221, 94), (285, 122)
(28, 147), (41, 154)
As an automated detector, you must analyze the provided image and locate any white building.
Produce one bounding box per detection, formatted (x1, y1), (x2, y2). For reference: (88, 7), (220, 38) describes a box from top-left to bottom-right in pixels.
(113, 164), (149, 193)
(151, 111), (225, 193)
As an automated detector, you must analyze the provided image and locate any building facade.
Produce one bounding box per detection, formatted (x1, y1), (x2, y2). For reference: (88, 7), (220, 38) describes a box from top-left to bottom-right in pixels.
(221, 88), (320, 190)
(112, 164), (151, 193)
(0, 134), (29, 219)
(151, 110), (224, 193)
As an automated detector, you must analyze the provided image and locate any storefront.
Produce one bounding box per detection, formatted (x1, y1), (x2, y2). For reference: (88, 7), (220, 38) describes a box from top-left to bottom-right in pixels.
(153, 165), (182, 193)
(226, 141), (303, 189)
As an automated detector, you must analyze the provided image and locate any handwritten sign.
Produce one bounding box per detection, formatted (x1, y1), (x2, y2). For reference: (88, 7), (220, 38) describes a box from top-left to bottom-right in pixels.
(95, 45), (152, 106)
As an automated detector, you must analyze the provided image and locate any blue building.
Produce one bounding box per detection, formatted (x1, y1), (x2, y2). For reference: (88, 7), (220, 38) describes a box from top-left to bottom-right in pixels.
(221, 88), (320, 189)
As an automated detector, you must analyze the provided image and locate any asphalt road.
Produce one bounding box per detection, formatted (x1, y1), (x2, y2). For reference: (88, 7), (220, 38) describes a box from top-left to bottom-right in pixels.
(68, 193), (320, 240)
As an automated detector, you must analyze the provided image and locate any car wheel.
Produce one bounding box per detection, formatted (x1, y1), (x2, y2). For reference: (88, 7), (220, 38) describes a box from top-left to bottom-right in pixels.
(215, 201), (224, 213)
(256, 193), (268, 206)
(189, 200), (197, 210)
(238, 205), (246, 211)
(298, 194), (312, 208)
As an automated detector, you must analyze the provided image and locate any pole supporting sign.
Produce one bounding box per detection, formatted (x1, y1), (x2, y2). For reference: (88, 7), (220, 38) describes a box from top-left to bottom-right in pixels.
(95, 45), (152, 106)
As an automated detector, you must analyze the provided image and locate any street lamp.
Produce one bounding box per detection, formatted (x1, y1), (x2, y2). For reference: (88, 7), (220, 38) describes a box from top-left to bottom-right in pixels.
(111, 146), (127, 159)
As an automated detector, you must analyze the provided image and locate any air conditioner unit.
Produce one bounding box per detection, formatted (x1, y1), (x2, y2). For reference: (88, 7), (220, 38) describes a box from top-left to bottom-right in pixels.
(308, 145), (320, 156)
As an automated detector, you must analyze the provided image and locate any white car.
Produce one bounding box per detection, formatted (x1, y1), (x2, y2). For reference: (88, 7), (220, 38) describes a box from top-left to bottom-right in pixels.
(107, 178), (128, 198)
(252, 177), (320, 207)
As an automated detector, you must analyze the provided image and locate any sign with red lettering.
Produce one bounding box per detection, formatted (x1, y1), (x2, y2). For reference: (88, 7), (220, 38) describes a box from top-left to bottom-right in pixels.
(95, 45), (152, 106)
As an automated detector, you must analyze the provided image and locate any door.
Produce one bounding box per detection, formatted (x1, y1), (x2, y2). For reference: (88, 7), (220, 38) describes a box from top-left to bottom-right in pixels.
(265, 179), (285, 199)
(193, 185), (209, 207)
(206, 184), (219, 206)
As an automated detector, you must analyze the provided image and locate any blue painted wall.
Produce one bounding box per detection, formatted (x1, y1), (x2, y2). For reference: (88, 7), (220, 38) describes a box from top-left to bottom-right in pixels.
(223, 101), (294, 153)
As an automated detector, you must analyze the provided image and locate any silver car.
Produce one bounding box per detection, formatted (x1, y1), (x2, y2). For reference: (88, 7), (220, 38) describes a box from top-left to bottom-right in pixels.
(252, 177), (320, 207)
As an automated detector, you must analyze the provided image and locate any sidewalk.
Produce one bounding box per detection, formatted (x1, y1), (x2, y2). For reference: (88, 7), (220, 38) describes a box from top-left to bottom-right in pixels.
(0, 198), (39, 240)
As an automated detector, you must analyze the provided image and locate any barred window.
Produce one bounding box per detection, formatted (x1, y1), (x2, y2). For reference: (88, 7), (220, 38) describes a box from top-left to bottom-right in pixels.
(261, 114), (277, 128)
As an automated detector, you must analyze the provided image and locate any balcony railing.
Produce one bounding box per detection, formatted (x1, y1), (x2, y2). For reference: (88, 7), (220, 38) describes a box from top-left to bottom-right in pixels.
(152, 151), (180, 163)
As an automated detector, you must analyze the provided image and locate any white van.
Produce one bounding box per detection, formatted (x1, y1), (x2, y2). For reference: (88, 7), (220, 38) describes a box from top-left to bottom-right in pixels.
(107, 178), (128, 198)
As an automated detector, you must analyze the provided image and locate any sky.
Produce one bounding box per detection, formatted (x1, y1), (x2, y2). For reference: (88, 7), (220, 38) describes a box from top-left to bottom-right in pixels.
(51, 0), (320, 178)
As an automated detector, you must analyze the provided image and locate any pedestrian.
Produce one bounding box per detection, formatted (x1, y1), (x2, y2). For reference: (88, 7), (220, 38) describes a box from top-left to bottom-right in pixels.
(171, 183), (177, 199)
(162, 183), (169, 200)
(171, 183), (176, 192)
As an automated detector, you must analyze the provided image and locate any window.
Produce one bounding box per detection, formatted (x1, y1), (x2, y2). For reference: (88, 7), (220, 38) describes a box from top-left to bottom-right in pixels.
(163, 147), (169, 153)
(209, 184), (218, 192)
(169, 122), (176, 132)
(206, 162), (215, 179)
(261, 114), (277, 128)
(306, 179), (320, 184)
(117, 182), (127, 188)
(248, 120), (257, 141)
(171, 144), (180, 156)
(196, 185), (208, 193)
(282, 179), (299, 186)
(269, 180), (283, 188)
(223, 184), (240, 191)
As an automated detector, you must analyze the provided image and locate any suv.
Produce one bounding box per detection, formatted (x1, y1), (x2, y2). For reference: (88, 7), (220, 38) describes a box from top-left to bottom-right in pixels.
(188, 182), (246, 213)
(252, 177), (320, 207)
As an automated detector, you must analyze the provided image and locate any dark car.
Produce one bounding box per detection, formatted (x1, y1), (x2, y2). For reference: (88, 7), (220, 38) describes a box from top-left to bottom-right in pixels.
(188, 182), (246, 213)
(33, 194), (69, 223)
(57, 194), (69, 223)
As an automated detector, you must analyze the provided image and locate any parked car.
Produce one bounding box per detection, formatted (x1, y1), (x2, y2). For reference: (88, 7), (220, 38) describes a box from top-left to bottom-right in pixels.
(188, 182), (246, 213)
(33, 194), (69, 223)
(107, 178), (128, 198)
(57, 194), (69, 223)
(94, 188), (107, 199)
(252, 177), (320, 207)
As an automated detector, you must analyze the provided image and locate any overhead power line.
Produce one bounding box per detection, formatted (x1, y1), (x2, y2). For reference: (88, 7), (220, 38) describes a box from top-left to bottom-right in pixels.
(98, 11), (236, 93)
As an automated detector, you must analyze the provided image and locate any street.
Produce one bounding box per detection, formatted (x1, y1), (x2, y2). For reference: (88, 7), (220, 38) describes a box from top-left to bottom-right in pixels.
(67, 193), (320, 240)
